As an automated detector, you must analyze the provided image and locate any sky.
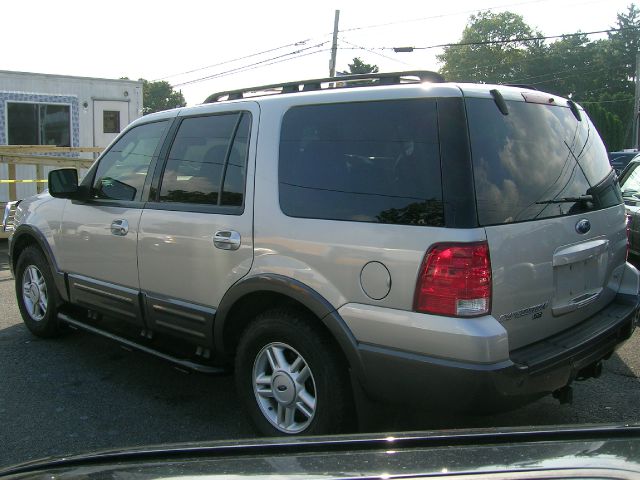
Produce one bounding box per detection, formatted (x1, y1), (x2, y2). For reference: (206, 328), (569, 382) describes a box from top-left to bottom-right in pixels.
(2, 0), (636, 106)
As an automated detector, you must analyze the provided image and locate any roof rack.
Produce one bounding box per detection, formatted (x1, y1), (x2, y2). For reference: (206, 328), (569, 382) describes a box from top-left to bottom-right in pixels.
(203, 70), (445, 103)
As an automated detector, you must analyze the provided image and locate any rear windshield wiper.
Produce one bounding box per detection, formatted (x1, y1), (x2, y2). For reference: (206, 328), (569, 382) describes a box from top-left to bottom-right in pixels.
(536, 195), (593, 204)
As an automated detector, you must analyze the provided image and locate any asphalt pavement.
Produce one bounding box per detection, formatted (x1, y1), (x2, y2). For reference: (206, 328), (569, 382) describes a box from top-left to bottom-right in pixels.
(1, 238), (639, 468)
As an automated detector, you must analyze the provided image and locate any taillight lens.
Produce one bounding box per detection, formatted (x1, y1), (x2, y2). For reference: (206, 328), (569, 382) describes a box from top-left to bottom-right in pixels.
(414, 242), (491, 317)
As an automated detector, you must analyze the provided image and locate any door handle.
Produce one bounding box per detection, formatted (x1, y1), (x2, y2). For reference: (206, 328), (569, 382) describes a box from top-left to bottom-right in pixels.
(111, 219), (129, 236)
(214, 230), (241, 250)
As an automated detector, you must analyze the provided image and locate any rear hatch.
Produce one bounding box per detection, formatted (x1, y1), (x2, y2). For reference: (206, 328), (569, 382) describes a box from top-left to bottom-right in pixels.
(465, 89), (627, 350)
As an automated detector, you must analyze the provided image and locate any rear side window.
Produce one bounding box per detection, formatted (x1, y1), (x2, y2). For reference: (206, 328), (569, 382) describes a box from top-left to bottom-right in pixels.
(279, 100), (444, 226)
(467, 98), (619, 226)
(159, 112), (250, 206)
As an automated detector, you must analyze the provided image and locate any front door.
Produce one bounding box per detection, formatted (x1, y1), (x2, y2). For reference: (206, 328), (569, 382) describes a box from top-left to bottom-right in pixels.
(59, 119), (172, 327)
(94, 100), (129, 148)
(137, 103), (258, 345)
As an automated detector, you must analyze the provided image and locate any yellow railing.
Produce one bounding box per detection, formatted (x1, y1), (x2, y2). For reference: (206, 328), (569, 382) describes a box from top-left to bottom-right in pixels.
(0, 146), (101, 200)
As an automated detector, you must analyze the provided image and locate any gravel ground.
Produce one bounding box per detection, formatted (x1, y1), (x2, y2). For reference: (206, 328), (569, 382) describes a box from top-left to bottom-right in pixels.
(1, 239), (638, 467)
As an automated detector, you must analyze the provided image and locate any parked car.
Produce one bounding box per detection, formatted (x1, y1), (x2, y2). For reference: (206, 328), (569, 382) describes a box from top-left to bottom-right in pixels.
(1, 425), (639, 480)
(3, 71), (638, 437)
(608, 150), (639, 174)
(619, 156), (640, 256)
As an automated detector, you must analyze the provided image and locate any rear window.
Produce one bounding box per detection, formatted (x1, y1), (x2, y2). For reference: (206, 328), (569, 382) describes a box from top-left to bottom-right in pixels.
(466, 97), (619, 226)
(279, 100), (444, 226)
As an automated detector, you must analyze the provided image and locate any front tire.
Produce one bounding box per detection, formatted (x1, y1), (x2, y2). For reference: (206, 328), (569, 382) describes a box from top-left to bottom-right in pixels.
(15, 246), (62, 338)
(235, 308), (353, 436)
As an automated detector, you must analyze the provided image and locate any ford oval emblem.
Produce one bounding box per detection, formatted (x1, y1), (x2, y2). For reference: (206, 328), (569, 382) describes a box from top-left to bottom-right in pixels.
(575, 219), (591, 234)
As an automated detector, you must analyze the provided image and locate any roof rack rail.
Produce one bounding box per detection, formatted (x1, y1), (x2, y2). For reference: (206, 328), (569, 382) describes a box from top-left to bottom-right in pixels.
(203, 70), (445, 104)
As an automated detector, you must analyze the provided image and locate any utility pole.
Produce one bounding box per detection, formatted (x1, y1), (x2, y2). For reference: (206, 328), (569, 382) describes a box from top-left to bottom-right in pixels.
(634, 52), (640, 149)
(329, 10), (340, 77)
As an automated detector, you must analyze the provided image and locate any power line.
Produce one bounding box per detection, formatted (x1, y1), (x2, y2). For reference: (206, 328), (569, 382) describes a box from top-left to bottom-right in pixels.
(579, 97), (634, 104)
(527, 65), (626, 85)
(339, 38), (412, 66)
(510, 61), (629, 84)
(338, 0), (551, 33)
(376, 26), (639, 52)
(154, 37), (325, 82)
(172, 46), (329, 88)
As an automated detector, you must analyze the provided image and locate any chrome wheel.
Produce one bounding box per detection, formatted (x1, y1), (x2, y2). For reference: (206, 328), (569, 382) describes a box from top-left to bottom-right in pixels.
(22, 265), (48, 322)
(252, 342), (317, 434)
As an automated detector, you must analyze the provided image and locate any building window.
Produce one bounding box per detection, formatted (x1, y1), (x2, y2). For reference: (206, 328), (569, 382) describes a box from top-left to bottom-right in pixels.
(7, 102), (71, 146)
(103, 111), (121, 133)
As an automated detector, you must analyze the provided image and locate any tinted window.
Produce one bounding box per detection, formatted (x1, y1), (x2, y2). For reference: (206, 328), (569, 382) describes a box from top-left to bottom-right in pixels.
(279, 100), (443, 226)
(92, 120), (168, 201)
(8, 102), (71, 146)
(159, 112), (250, 206)
(467, 98), (619, 226)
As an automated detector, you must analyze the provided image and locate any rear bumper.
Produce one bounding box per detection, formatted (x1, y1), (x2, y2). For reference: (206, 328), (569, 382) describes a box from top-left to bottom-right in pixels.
(356, 291), (638, 410)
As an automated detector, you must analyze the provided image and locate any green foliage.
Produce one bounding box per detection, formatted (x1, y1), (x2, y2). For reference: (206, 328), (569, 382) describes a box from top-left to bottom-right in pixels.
(140, 79), (186, 115)
(437, 4), (640, 150)
(437, 11), (539, 83)
(584, 102), (626, 150)
(340, 57), (379, 75)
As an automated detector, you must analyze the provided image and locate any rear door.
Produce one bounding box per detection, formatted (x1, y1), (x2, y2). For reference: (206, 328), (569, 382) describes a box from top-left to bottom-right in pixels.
(137, 103), (258, 345)
(465, 91), (627, 350)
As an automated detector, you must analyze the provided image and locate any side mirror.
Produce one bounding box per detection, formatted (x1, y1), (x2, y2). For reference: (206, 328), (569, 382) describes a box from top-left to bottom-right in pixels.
(48, 169), (86, 200)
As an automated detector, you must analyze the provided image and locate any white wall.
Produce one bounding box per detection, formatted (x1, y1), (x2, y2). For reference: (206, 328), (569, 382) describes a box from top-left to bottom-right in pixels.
(0, 70), (142, 148)
(0, 71), (142, 201)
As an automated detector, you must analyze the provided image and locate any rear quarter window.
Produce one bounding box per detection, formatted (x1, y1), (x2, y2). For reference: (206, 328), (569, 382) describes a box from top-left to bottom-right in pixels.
(278, 99), (444, 226)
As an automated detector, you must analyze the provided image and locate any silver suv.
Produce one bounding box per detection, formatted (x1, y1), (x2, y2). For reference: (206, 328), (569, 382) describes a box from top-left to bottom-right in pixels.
(4, 71), (638, 436)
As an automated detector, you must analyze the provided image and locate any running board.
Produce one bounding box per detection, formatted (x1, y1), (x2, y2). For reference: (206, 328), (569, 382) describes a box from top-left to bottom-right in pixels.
(58, 313), (226, 374)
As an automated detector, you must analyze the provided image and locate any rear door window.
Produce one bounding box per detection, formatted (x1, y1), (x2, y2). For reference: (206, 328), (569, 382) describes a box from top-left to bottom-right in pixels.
(279, 99), (443, 226)
(158, 112), (250, 207)
(466, 97), (619, 226)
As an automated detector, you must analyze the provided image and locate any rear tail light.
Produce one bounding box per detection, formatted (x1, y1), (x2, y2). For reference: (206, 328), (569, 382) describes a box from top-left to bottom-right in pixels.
(414, 242), (491, 317)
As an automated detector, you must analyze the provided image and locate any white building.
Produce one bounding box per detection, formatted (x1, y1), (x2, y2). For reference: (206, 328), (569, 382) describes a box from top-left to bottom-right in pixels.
(0, 70), (143, 201)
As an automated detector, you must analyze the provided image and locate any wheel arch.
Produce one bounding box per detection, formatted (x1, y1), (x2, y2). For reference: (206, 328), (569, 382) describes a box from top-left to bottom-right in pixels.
(214, 274), (365, 380)
(11, 225), (68, 301)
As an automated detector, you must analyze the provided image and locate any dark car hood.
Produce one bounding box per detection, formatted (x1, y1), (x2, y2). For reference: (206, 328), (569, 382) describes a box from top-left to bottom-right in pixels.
(1, 424), (640, 480)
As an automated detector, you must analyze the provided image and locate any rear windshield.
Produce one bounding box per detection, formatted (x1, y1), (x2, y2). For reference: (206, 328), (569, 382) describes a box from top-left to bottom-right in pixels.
(279, 100), (444, 226)
(466, 97), (620, 226)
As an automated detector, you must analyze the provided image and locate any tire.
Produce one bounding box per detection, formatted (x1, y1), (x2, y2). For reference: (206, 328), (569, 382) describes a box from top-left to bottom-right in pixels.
(235, 308), (353, 436)
(15, 246), (62, 338)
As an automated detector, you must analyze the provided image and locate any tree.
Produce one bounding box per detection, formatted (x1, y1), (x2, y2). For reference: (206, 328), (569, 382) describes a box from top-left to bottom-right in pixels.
(607, 4), (640, 92)
(340, 57), (379, 75)
(437, 11), (540, 84)
(436, 5), (639, 149)
(140, 79), (186, 115)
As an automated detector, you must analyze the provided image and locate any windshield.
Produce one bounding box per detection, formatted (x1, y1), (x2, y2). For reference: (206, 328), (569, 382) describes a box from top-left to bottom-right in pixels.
(467, 97), (620, 226)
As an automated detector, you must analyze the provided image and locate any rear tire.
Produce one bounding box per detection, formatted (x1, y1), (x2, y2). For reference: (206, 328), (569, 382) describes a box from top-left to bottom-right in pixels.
(15, 246), (62, 338)
(235, 308), (353, 436)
